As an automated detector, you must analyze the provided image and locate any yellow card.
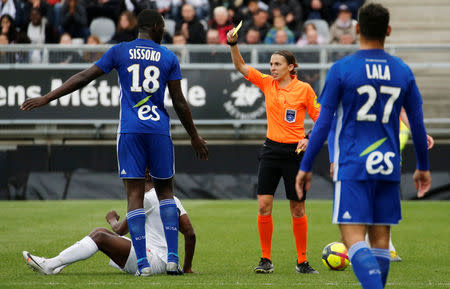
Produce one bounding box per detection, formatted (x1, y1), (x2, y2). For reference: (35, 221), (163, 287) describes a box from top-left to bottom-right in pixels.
(296, 148), (303, 154)
(232, 20), (243, 37)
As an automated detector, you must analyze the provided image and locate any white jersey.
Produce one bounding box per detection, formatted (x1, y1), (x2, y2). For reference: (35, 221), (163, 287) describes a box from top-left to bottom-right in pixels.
(143, 188), (186, 262)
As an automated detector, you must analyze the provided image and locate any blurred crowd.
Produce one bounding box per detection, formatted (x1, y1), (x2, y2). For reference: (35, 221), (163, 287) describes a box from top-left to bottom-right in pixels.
(0, 0), (364, 44)
(0, 0), (364, 64)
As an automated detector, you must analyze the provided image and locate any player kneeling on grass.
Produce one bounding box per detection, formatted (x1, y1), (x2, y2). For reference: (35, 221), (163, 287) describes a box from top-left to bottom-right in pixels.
(22, 176), (196, 276)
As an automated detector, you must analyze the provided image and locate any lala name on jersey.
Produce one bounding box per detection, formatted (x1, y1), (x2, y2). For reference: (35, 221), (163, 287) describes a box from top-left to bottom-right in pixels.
(129, 48), (161, 61)
(365, 63), (390, 80)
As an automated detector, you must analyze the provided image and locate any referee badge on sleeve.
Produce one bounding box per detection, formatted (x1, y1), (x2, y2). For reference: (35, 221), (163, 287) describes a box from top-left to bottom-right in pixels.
(285, 109), (297, 123)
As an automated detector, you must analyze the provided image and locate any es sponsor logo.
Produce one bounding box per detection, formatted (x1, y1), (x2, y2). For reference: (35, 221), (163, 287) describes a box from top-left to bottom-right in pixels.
(365, 151), (395, 175)
(360, 138), (395, 175)
(137, 104), (160, 121)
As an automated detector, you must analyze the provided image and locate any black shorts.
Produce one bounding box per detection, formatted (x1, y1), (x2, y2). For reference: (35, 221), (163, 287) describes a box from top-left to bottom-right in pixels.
(257, 138), (307, 201)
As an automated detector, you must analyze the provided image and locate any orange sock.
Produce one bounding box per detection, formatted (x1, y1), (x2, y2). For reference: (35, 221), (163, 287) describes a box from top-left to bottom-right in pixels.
(292, 215), (308, 264)
(257, 214), (273, 260)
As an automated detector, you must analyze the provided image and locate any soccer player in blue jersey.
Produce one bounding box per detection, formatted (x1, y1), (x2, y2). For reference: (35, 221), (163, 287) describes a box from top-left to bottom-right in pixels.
(21, 9), (208, 276)
(329, 110), (435, 262)
(296, 3), (432, 289)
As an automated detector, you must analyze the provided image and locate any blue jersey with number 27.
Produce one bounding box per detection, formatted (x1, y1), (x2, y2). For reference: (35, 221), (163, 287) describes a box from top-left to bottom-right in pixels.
(95, 38), (182, 135)
(320, 49), (423, 182)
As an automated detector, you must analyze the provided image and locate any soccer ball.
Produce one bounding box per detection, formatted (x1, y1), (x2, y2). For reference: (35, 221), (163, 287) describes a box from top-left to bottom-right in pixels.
(322, 242), (350, 271)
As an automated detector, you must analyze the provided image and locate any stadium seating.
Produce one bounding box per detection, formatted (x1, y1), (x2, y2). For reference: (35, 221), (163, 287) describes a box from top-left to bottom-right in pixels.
(379, 0), (450, 44)
(89, 17), (116, 43)
(378, 0), (450, 119)
(304, 19), (330, 43)
(164, 19), (176, 37)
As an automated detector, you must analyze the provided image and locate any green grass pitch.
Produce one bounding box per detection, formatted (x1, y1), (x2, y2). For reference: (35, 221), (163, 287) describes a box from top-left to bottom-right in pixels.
(0, 200), (448, 288)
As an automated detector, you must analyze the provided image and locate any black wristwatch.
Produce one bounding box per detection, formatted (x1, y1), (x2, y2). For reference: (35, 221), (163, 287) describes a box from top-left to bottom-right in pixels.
(227, 40), (237, 46)
(305, 130), (312, 139)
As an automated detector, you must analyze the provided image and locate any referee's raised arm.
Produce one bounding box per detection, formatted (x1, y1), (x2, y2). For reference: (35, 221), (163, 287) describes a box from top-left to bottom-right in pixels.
(226, 28), (249, 77)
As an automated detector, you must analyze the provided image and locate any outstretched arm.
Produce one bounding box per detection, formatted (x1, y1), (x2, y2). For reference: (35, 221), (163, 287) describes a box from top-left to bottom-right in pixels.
(179, 214), (196, 273)
(106, 210), (129, 236)
(168, 79), (208, 160)
(226, 28), (249, 77)
(21, 65), (105, 110)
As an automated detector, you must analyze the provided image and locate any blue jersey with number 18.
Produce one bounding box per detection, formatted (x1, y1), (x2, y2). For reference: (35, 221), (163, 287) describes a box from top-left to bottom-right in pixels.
(320, 49), (423, 182)
(95, 38), (182, 135)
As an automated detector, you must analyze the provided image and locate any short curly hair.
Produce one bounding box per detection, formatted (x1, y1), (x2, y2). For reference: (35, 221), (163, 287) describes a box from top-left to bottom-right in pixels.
(358, 3), (390, 41)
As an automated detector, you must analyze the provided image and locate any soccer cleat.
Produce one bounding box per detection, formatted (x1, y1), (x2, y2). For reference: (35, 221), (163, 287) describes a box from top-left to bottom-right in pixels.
(22, 251), (54, 275)
(296, 261), (319, 274)
(52, 265), (66, 274)
(135, 266), (152, 277)
(254, 258), (274, 274)
(390, 251), (402, 262)
(166, 262), (183, 275)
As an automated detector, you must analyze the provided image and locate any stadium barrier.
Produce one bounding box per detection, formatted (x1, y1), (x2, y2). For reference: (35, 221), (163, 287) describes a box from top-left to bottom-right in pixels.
(1, 44), (448, 200)
(0, 44), (449, 141)
(2, 143), (449, 201)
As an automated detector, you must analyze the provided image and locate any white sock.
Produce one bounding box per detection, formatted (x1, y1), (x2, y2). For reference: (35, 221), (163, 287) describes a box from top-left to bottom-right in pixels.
(389, 231), (396, 252)
(46, 236), (98, 270)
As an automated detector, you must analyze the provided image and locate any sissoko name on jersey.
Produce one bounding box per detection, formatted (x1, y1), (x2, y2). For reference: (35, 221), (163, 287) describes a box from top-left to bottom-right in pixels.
(129, 48), (161, 61)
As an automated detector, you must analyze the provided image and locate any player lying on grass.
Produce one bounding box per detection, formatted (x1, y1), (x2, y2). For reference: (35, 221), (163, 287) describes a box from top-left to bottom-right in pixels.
(21, 9), (208, 276)
(22, 175), (196, 276)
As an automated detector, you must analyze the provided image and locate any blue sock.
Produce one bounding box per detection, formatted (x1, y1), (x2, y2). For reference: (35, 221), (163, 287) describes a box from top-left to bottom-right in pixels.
(348, 241), (383, 289)
(371, 248), (391, 287)
(159, 198), (179, 264)
(127, 209), (150, 271)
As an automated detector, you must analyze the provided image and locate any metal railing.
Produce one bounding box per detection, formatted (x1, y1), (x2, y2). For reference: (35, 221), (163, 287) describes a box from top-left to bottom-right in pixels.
(2, 43), (450, 94)
(0, 44), (449, 141)
(1, 118), (449, 141)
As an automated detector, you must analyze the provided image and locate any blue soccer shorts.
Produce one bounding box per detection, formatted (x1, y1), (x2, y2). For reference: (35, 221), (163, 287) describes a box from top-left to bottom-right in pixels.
(117, 133), (174, 180)
(332, 180), (402, 225)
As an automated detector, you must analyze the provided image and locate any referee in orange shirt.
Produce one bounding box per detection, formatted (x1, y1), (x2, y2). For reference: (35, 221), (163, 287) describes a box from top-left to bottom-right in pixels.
(226, 28), (320, 274)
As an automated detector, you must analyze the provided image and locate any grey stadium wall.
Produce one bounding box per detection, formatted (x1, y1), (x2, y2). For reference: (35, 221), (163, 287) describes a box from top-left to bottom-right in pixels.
(1, 143), (449, 201)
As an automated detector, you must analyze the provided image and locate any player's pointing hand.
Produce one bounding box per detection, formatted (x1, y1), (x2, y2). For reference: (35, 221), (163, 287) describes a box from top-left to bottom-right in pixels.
(20, 96), (50, 111)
